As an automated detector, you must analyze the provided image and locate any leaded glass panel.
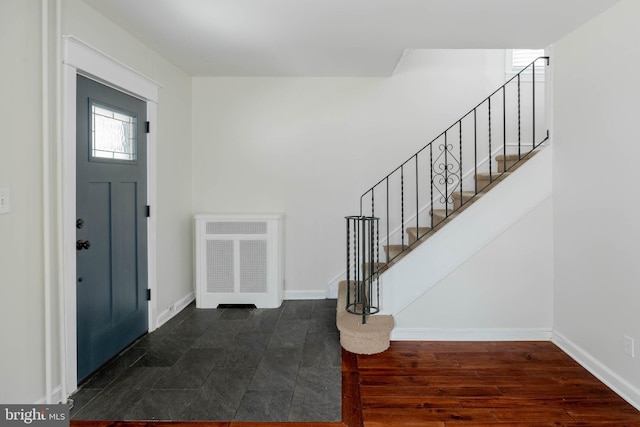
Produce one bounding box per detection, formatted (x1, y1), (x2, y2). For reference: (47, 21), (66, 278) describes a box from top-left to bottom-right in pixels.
(91, 101), (137, 162)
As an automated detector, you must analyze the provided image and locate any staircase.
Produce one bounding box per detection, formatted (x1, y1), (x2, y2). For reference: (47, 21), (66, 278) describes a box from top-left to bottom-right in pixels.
(337, 57), (550, 354)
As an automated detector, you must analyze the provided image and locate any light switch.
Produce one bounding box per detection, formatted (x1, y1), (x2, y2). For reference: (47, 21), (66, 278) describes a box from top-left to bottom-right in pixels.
(0, 188), (10, 214)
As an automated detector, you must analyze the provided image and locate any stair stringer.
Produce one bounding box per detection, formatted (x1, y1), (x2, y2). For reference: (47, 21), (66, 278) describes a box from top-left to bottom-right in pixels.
(378, 145), (552, 317)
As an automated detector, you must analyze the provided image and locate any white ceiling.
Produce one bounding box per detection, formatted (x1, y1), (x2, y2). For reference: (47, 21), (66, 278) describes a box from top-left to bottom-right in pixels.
(81, 0), (619, 77)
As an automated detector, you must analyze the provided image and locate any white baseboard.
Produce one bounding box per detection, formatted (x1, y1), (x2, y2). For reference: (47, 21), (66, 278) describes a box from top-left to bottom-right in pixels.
(552, 330), (640, 411)
(284, 290), (332, 300)
(156, 289), (332, 328)
(156, 291), (195, 329)
(391, 327), (552, 341)
(36, 384), (65, 404)
(326, 274), (342, 299)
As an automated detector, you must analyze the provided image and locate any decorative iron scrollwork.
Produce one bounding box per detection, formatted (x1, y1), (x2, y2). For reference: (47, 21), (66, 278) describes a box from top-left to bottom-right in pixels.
(432, 143), (461, 205)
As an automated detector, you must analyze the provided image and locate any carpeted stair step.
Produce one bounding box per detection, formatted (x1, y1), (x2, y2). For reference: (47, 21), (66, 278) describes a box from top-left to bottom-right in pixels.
(383, 244), (410, 260)
(475, 172), (511, 191)
(495, 153), (521, 173)
(336, 281), (394, 355)
(406, 226), (432, 245)
(495, 149), (540, 173)
(452, 191), (478, 210)
(431, 209), (459, 227)
(361, 262), (387, 279)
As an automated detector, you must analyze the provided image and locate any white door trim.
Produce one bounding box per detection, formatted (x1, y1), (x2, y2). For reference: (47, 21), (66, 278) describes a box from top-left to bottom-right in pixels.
(62, 36), (159, 396)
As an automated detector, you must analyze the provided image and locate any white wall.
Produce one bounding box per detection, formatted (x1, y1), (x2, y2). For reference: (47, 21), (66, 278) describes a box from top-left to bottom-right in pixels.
(0, 0), (47, 404)
(552, 0), (640, 407)
(394, 196), (554, 338)
(192, 50), (507, 296)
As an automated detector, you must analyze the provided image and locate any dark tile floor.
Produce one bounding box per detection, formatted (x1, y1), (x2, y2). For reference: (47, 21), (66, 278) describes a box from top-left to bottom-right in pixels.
(70, 299), (341, 422)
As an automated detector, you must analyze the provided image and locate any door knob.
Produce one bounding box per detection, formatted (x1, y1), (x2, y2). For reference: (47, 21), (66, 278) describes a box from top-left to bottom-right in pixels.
(76, 240), (91, 250)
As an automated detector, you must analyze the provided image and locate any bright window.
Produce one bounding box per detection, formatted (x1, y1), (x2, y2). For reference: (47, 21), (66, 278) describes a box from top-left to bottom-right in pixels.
(506, 49), (546, 78)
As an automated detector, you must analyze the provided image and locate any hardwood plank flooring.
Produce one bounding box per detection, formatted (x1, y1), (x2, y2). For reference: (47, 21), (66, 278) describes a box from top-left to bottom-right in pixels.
(72, 341), (640, 427)
(356, 341), (640, 426)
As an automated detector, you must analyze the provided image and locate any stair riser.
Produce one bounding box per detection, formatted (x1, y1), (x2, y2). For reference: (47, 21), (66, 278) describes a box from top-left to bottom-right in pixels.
(336, 281), (394, 355)
(386, 248), (403, 259)
(406, 227), (431, 245)
(431, 211), (457, 228)
(476, 172), (510, 191)
(476, 176), (492, 189)
(452, 193), (475, 210)
(383, 245), (407, 260)
(496, 150), (540, 172)
(360, 263), (387, 280)
(496, 158), (519, 173)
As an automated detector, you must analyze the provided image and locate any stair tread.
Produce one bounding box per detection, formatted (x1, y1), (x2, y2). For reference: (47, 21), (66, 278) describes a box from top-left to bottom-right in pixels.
(476, 171), (511, 178)
(362, 262), (387, 267)
(495, 150), (540, 161)
(452, 191), (477, 197)
(406, 226), (431, 232)
(432, 209), (459, 217)
(384, 244), (409, 249)
(496, 153), (523, 161)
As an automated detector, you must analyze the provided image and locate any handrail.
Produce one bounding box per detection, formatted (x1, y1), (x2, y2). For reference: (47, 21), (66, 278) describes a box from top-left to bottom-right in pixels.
(347, 57), (550, 322)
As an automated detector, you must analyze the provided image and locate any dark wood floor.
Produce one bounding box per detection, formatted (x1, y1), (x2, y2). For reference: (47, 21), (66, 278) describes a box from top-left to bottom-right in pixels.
(348, 341), (640, 427)
(72, 341), (640, 427)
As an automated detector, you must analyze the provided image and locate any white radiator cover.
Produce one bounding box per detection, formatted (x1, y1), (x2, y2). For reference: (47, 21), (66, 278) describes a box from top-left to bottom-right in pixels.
(195, 214), (284, 308)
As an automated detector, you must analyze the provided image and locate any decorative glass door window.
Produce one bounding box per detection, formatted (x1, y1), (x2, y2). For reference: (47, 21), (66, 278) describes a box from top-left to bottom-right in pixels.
(91, 101), (137, 162)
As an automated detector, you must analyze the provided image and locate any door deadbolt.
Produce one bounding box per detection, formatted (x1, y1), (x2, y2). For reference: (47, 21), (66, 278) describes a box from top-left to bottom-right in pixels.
(76, 218), (84, 229)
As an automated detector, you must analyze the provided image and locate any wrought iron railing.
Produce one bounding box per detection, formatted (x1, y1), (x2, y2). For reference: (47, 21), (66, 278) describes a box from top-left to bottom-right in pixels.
(345, 57), (550, 321)
(345, 216), (380, 324)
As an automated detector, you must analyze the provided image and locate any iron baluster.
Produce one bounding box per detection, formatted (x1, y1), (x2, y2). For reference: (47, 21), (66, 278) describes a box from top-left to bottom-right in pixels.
(346, 218), (350, 310)
(374, 215), (379, 316)
(376, 252), (380, 319)
(371, 191), (375, 233)
(430, 144), (433, 229)
(518, 73), (521, 160)
(502, 86), (506, 173)
(459, 120), (463, 207)
(474, 109), (477, 194)
(401, 165), (404, 239)
(444, 132), (448, 218)
(388, 177), (394, 250)
(353, 221), (362, 304)
(532, 60), (536, 152)
(385, 178), (389, 263)
(415, 154), (419, 241)
(358, 221), (364, 323)
(488, 97), (492, 185)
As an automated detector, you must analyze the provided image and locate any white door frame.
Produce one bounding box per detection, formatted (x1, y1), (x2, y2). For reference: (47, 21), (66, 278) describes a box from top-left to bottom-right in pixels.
(62, 36), (159, 395)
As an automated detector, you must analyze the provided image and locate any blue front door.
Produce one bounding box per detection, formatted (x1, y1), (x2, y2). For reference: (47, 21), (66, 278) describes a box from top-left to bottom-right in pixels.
(76, 75), (148, 381)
